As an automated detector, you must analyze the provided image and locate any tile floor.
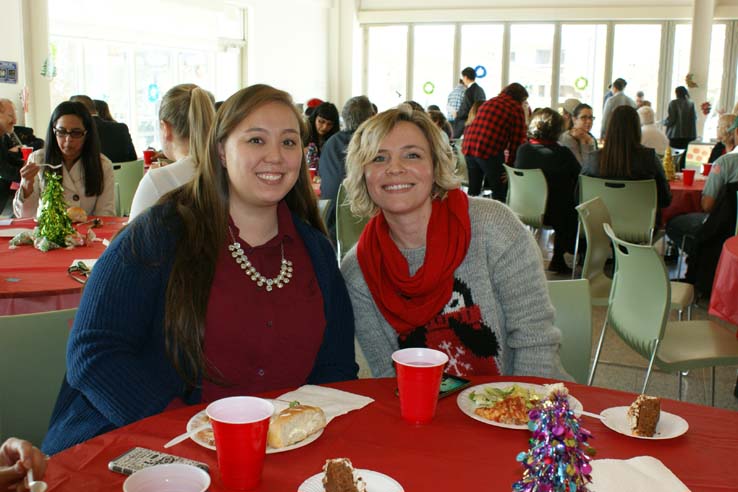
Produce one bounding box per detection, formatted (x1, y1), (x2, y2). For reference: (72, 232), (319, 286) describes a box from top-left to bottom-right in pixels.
(539, 229), (738, 411)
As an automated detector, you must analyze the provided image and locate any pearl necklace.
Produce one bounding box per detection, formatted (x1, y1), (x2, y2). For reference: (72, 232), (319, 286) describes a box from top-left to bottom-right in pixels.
(227, 227), (293, 292)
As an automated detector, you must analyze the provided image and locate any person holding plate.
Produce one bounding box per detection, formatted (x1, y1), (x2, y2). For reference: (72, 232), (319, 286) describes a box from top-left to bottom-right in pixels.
(42, 85), (357, 455)
(340, 104), (569, 380)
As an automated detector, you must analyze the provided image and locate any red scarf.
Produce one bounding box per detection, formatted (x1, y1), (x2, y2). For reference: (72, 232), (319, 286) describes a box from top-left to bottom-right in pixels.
(356, 189), (471, 335)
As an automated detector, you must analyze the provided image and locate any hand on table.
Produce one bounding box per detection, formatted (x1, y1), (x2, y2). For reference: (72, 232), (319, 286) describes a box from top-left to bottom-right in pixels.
(0, 438), (47, 492)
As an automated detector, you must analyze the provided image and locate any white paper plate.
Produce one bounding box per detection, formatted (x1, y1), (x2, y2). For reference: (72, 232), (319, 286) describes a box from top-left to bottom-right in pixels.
(186, 400), (324, 454)
(600, 406), (689, 440)
(298, 469), (403, 492)
(0, 228), (33, 238)
(457, 382), (583, 430)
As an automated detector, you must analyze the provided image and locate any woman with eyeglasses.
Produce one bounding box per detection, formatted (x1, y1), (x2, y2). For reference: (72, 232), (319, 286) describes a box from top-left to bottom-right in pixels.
(558, 103), (598, 165)
(13, 101), (114, 218)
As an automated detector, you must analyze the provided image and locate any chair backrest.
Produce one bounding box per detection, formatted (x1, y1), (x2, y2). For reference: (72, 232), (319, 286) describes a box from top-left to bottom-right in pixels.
(579, 175), (656, 243)
(318, 199), (332, 225)
(504, 164), (548, 229)
(0, 308), (76, 445)
(603, 223), (669, 358)
(113, 160), (145, 216)
(576, 197), (612, 282)
(547, 279), (592, 384)
(454, 143), (469, 187)
(336, 183), (370, 262)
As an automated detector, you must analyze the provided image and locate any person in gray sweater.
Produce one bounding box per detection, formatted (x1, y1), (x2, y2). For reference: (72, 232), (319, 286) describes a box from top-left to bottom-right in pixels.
(339, 104), (569, 380)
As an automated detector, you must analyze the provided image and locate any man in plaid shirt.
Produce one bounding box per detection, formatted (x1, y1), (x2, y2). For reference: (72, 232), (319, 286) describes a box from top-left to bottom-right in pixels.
(446, 79), (465, 123)
(462, 83), (528, 200)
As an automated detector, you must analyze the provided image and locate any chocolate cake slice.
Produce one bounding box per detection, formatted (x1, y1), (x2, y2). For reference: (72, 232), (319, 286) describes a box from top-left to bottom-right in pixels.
(627, 394), (661, 437)
(322, 458), (367, 492)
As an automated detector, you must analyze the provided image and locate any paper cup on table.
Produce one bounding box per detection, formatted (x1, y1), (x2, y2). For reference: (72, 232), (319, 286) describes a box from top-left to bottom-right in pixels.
(123, 463), (210, 492)
(392, 348), (448, 424)
(682, 169), (695, 186)
(206, 396), (274, 490)
(21, 146), (33, 161)
(142, 149), (155, 166)
(702, 163), (712, 176)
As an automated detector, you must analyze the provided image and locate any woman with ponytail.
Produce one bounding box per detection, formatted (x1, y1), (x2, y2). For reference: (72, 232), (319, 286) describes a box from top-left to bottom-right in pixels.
(128, 83), (216, 219)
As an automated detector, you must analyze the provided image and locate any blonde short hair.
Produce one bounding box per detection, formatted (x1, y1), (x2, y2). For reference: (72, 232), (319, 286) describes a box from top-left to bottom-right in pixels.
(343, 104), (461, 218)
(718, 113), (736, 146)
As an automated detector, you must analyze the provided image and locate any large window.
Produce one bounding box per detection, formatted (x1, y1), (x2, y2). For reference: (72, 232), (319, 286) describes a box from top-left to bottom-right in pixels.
(460, 24), (504, 100)
(612, 24), (662, 113)
(509, 24), (555, 110)
(367, 26), (408, 112)
(559, 24), (607, 136)
(412, 25), (455, 109)
(672, 24), (692, 96)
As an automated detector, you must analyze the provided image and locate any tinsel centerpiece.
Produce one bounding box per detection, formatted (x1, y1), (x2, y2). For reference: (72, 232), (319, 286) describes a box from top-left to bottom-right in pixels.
(37, 172), (75, 246)
(662, 147), (675, 181)
(513, 384), (595, 492)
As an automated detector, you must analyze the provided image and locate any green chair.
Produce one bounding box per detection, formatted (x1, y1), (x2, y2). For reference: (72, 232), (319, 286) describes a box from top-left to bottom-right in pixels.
(588, 224), (738, 405)
(547, 279), (592, 384)
(454, 143), (469, 187)
(336, 183), (370, 262)
(318, 199), (332, 226)
(578, 175), (657, 244)
(0, 308), (76, 445)
(576, 197), (694, 317)
(503, 164), (549, 231)
(113, 160), (145, 217)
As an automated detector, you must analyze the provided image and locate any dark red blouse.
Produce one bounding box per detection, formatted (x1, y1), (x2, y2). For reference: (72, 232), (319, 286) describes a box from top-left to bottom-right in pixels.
(201, 201), (326, 401)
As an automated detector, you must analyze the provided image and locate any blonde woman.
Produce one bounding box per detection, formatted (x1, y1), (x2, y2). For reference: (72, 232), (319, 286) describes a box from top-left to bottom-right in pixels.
(340, 105), (568, 380)
(128, 83), (216, 219)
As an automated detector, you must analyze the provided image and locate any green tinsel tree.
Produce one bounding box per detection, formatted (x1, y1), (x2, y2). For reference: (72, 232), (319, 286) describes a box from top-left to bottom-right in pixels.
(37, 172), (74, 247)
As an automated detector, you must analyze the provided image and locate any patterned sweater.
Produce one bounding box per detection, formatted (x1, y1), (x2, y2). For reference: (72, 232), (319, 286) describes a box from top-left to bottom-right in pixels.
(341, 197), (570, 380)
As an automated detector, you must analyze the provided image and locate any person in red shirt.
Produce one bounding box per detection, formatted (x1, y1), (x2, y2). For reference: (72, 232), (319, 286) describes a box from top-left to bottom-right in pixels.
(462, 83), (528, 200)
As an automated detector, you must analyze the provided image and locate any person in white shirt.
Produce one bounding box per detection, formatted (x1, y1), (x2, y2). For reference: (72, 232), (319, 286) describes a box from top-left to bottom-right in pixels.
(128, 84), (215, 220)
(638, 105), (669, 156)
(13, 101), (114, 218)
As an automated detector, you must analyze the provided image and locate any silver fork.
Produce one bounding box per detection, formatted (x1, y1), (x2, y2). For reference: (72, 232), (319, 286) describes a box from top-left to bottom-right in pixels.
(38, 163), (63, 169)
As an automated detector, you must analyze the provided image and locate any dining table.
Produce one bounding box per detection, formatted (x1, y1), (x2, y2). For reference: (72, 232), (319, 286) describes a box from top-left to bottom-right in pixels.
(0, 216), (127, 316)
(709, 235), (738, 331)
(662, 175), (706, 225)
(42, 376), (738, 491)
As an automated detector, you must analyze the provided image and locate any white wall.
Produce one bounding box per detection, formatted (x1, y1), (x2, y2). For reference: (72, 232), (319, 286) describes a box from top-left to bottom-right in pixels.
(0, 0), (26, 124)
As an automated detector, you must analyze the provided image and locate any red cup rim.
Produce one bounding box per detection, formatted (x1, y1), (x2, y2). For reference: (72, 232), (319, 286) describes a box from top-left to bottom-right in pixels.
(206, 396), (274, 425)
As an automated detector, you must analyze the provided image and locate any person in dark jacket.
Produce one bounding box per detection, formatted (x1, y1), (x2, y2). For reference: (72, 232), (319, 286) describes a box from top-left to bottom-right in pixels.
(663, 86), (697, 150)
(516, 108), (581, 273)
(452, 67), (487, 138)
(319, 95), (375, 243)
(583, 105), (672, 212)
(70, 95), (137, 162)
(0, 99), (23, 214)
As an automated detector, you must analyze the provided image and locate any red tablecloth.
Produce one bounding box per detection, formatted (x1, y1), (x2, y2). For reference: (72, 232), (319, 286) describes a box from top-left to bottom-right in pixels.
(709, 236), (738, 331)
(662, 177), (706, 225)
(43, 377), (738, 491)
(0, 217), (127, 315)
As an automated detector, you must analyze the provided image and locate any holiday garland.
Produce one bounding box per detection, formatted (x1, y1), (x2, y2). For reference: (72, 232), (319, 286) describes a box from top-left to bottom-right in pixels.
(513, 385), (595, 492)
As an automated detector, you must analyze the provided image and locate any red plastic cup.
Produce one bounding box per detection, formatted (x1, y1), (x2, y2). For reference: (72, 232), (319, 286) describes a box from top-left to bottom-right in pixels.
(683, 169), (696, 186)
(21, 146), (33, 161)
(206, 397), (274, 490)
(702, 163), (712, 176)
(392, 348), (448, 424)
(143, 149), (155, 166)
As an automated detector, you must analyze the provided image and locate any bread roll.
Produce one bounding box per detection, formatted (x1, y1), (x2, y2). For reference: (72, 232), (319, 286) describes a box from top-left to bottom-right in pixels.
(267, 404), (326, 448)
(67, 206), (87, 223)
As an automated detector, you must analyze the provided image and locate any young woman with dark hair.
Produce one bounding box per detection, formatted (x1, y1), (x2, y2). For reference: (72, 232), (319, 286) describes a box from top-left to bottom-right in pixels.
(305, 102), (339, 169)
(582, 105), (671, 209)
(42, 85), (357, 455)
(559, 103), (598, 164)
(13, 101), (114, 217)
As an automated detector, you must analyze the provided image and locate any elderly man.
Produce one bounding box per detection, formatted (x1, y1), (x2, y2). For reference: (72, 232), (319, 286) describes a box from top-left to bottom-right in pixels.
(0, 99), (23, 214)
(600, 78), (636, 138)
(69, 95), (136, 162)
(318, 95), (375, 243)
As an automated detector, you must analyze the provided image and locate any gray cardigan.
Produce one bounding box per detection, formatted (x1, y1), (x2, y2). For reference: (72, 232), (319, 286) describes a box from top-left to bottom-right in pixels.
(340, 197), (570, 380)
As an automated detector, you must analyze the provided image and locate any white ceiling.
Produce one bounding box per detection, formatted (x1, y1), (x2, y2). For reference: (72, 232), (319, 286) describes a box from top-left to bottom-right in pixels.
(359, 0), (738, 8)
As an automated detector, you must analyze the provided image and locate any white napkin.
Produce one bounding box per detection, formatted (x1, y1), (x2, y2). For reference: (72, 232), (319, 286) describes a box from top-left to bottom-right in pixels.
(590, 456), (690, 492)
(276, 385), (374, 423)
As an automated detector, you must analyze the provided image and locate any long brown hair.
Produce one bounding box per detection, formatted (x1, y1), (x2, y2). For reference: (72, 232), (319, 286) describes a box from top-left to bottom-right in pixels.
(600, 105), (642, 177)
(163, 84), (325, 388)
